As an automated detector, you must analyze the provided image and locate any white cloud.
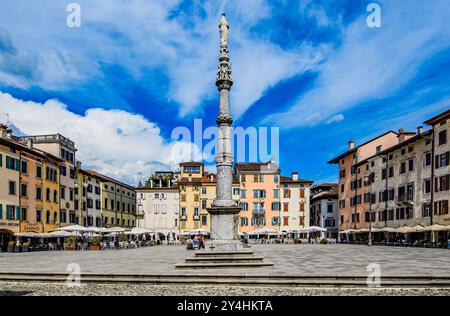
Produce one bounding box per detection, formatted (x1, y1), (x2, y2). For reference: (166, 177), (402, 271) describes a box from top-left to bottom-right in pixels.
(326, 114), (344, 124)
(0, 92), (200, 185)
(266, 0), (450, 128)
(0, 0), (327, 118)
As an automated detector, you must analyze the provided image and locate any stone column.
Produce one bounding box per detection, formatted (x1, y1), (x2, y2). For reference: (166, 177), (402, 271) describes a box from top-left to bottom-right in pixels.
(207, 14), (243, 251)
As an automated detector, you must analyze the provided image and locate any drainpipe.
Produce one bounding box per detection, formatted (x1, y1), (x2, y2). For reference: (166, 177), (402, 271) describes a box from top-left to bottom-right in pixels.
(385, 156), (388, 227)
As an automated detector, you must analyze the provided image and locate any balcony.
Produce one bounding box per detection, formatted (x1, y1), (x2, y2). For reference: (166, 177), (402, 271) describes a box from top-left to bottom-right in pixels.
(180, 215), (187, 220)
(193, 215), (200, 220)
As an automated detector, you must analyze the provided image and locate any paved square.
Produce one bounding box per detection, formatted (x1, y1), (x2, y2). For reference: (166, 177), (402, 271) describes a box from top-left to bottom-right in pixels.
(0, 244), (449, 276)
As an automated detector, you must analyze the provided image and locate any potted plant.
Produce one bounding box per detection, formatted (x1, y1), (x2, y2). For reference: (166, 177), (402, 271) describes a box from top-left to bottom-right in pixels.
(64, 236), (78, 251)
(320, 238), (329, 245)
(90, 236), (102, 251)
(119, 235), (129, 242)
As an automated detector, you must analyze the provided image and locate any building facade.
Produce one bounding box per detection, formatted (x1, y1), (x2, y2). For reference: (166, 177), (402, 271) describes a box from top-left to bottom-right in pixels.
(234, 161), (281, 234)
(329, 131), (401, 231)
(178, 162), (239, 234)
(19, 134), (77, 229)
(280, 173), (313, 233)
(310, 183), (339, 238)
(136, 177), (179, 236)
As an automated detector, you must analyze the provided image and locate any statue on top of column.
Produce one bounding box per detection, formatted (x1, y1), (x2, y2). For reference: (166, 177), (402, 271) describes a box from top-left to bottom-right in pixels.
(219, 13), (229, 48)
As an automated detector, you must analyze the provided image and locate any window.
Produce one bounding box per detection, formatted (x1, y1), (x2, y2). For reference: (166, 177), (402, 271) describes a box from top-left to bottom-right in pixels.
(283, 189), (291, 198)
(283, 217), (289, 226)
(436, 152), (450, 168)
(274, 175), (279, 183)
(340, 169), (346, 178)
(253, 189), (266, 198)
(341, 184), (344, 193)
(6, 156), (20, 171)
(201, 215), (207, 226)
(60, 211), (67, 223)
(273, 189), (279, 198)
(21, 161), (28, 174)
(424, 179), (431, 193)
(202, 199), (207, 210)
(96, 200), (101, 210)
(181, 195), (186, 202)
(21, 183), (27, 198)
(60, 165), (67, 176)
(388, 167), (394, 178)
(95, 186), (100, 195)
(283, 203), (289, 212)
(253, 174), (264, 183)
(408, 158), (414, 171)
(240, 202), (248, 211)
(36, 210), (42, 222)
(424, 152), (432, 167)
(438, 175), (450, 192)
(327, 204), (333, 213)
(240, 190), (247, 198)
(8, 181), (16, 195)
(46, 210), (50, 224)
(193, 207), (199, 217)
(240, 217), (248, 226)
(438, 129), (447, 145)
(434, 200), (449, 215)
(36, 187), (42, 200)
(61, 187), (66, 200)
(351, 213), (360, 223)
(233, 188), (240, 195)
(181, 207), (186, 217)
(70, 189), (74, 201)
(422, 203), (432, 217)
(400, 162), (406, 174)
(271, 202), (280, 211)
(53, 190), (58, 203)
(240, 174), (246, 183)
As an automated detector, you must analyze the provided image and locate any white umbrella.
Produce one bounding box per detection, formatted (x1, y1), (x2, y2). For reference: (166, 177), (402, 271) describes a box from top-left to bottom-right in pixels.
(48, 231), (75, 237)
(303, 226), (327, 233)
(14, 232), (37, 238)
(425, 224), (450, 232)
(100, 227), (126, 233)
(56, 225), (89, 232)
(252, 228), (278, 235)
(339, 229), (356, 234)
(131, 227), (154, 235)
(380, 227), (398, 233)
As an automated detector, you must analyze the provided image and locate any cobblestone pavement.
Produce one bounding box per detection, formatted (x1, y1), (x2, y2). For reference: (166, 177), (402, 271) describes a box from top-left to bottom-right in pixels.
(0, 244), (449, 276)
(0, 281), (449, 296)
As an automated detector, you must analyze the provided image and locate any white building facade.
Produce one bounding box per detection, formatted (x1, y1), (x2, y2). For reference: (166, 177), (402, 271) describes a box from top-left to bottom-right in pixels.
(136, 185), (179, 236)
(279, 173), (313, 233)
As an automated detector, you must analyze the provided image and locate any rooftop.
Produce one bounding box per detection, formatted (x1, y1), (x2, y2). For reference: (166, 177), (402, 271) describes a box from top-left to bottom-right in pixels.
(424, 109), (450, 126)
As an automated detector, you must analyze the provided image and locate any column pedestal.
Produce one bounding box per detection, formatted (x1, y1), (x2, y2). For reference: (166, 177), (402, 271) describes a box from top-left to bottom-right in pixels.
(206, 206), (244, 251)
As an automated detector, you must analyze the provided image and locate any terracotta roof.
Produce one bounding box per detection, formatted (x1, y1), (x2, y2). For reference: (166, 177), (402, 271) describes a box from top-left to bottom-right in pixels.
(328, 130), (398, 164)
(83, 170), (135, 190)
(424, 109), (450, 125)
(136, 184), (179, 191)
(179, 161), (204, 166)
(280, 175), (313, 184)
(234, 162), (268, 171)
(354, 129), (432, 167)
(0, 137), (58, 162)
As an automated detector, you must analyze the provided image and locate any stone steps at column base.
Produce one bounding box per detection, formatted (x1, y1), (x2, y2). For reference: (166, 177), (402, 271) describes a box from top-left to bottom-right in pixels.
(185, 256), (265, 264)
(194, 251), (255, 258)
(175, 261), (274, 270)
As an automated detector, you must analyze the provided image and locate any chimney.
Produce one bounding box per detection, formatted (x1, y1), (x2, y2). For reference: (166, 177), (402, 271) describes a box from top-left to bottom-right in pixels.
(75, 161), (82, 170)
(0, 123), (7, 139)
(397, 128), (406, 143)
(348, 140), (355, 150)
(417, 126), (423, 135)
(26, 138), (33, 149)
(292, 172), (299, 181)
(6, 128), (13, 139)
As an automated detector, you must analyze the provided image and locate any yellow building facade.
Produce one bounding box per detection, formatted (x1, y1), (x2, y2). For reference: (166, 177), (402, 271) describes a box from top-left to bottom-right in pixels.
(178, 162), (240, 234)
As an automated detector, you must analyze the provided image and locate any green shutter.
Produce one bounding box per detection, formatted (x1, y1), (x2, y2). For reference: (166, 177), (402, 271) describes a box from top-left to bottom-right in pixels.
(0, 154), (2, 167)
(0, 204), (2, 219)
(5, 206), (10, 219)
(16, 206), (20, 220)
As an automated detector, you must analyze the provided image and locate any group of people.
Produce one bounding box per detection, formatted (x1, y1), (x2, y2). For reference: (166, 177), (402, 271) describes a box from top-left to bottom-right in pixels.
(186, 234), (205, 250)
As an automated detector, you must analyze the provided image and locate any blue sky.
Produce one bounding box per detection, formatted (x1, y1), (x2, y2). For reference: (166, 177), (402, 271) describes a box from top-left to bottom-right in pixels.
(0, 0), (449, 185)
